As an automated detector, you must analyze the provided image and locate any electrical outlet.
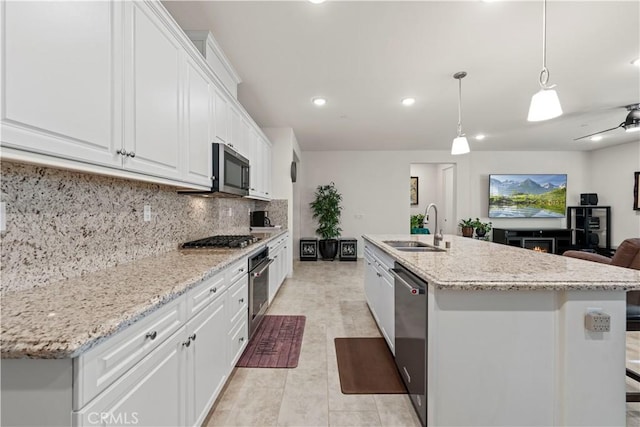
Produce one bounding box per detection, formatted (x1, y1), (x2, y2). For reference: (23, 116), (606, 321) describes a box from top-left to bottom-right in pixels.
(227, 207), (233, 217)
(585, 310), (610, 332)
(0, 202), (5, 232)
(144, 205), (151, 222)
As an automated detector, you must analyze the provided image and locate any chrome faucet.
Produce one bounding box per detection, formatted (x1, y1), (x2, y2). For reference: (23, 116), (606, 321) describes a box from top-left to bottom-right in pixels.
(424, 203), (443, 246)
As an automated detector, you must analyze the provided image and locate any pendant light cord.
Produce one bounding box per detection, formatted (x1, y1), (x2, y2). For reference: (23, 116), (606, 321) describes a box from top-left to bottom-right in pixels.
(457, 77), (463, 137)
(539, 0), (550, 88)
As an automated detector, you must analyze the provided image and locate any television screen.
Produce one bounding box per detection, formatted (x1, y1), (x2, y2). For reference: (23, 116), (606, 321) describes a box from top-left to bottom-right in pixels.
(489, 174), (567, 218)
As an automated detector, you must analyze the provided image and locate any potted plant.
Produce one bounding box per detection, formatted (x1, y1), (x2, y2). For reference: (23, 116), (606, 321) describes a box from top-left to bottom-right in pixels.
(410, 214), (430, 234)
(459, 218), (475, 237)
(473, 218), (492, 238)
(310, 182), (343, 260)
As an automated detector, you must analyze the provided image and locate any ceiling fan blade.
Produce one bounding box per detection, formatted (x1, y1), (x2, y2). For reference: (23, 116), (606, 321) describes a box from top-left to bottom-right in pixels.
(573, 123), (623, 141)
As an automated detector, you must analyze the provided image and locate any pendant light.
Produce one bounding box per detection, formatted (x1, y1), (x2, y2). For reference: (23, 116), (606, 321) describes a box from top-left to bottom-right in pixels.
(451, 71), (470, 155)
(527, 0), (562, 122)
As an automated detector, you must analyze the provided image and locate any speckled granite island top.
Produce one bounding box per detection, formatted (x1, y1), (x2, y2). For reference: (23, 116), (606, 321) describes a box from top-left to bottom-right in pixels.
(363, 234), (640, 291)
(1, 231), (287, 359)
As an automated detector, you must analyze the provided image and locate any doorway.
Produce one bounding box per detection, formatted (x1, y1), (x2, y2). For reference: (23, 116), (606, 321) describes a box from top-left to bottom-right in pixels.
(410, 163), (456, 235)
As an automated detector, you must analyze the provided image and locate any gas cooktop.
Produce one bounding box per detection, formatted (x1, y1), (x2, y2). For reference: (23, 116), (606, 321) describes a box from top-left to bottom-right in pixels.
(181, 235), (260, 249)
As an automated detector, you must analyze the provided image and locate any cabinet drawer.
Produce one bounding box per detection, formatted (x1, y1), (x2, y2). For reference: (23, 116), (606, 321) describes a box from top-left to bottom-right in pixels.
(228, 317), (248, 368)
(187, 271), (226, 317)
(227, 275), (248, 326)
(73, 295), (186, 410)
(226, 257), (248, 285)
(73, 325), (185, 427)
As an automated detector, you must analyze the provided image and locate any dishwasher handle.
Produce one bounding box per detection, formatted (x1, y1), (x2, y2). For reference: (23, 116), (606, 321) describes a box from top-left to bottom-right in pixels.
(390, 268), (425, 295)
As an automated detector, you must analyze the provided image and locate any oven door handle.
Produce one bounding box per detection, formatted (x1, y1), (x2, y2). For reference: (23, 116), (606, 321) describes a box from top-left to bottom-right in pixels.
(251, 258), (275, 278)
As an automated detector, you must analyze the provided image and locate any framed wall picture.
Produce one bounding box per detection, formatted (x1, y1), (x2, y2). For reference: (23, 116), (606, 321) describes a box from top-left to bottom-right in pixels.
(410, 176), (419, 205)
(634, 171), (640, 210)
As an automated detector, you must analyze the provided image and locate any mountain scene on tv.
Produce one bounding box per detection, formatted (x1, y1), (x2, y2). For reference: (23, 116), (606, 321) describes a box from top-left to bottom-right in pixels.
(489, 174), (567, 218)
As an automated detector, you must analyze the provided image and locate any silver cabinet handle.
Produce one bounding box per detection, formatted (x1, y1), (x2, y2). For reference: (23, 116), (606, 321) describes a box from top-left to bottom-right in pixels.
(238, 267), (245, 273)
(210, 287), (217, 293)
(145, 331), (157, 340)
(116, 148), (127, 156)
(250, 188), (256, 191)
(239, 337), (245, 342)
(128, 151), (135, 158)
(376, 272), (382, 277)
(239, 298), (244, 303)
(182, 339), (191, 347)
(189, 333), (196, 342)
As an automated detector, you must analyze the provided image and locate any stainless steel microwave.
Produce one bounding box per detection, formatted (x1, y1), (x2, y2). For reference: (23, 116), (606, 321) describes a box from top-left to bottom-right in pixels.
(179, 143), (250, 197)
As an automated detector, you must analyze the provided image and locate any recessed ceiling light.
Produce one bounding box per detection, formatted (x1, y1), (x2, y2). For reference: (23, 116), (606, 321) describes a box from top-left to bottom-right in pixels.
(401, 97), (416, 106)
(590, 135), (603, 142)
(475, 134), (486, 140)
(312, 97), (326, 106)
(308, 0), (326, 3)
(632, 58), (640, 66)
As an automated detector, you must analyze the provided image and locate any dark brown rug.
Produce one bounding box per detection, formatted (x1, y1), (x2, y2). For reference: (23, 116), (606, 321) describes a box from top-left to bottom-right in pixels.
(334, 337), (407, 394)
(236, 315), (306, 368)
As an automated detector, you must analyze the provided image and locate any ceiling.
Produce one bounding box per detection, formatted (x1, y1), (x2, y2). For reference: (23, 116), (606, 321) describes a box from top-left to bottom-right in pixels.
(162, 0), (640, 152)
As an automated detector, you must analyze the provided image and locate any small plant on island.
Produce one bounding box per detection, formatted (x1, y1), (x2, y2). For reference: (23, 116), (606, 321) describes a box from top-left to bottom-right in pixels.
(458, 218), (475, 237)
(472, 218), (492, 238)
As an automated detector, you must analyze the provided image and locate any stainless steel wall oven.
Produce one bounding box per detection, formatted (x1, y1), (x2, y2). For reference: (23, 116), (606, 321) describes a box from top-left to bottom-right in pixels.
(248, 248), (272, 338)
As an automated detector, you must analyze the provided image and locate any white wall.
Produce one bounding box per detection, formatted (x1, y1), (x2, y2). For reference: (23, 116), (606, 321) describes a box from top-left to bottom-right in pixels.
(301, 150), (471, 257)
(300, 150), (595, 257)
(469, 151), (591, 231)
(587, 141), (640, 246)
(410, 163), (439, 221)
(262, 127), (303, 260)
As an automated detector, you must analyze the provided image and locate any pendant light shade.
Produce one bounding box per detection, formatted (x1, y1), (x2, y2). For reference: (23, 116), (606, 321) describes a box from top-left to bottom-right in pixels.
(527, 0), (562, 122)
(451, 136), (470, 155)
(527, 88), (562, 121)
(451, 71), (470, 155)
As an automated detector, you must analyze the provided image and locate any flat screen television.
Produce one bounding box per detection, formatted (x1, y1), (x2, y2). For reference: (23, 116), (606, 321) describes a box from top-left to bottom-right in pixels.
(489, 174), (567, 218)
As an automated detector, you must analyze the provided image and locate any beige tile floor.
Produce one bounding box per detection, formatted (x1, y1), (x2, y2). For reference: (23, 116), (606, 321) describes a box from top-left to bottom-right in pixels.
(204, 260), (640, 427)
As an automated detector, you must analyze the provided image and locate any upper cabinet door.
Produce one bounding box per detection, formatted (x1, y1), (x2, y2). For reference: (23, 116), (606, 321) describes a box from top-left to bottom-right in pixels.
(213, 89), (228, 143)
(228, 106), (245, 156)
(123, 2), (182, 180)
(184, 57), (212, 187)
(1, 1), (121, 166)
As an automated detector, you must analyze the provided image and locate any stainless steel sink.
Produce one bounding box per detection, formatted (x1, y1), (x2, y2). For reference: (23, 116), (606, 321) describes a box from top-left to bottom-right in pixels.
(383, 240), (446, 252)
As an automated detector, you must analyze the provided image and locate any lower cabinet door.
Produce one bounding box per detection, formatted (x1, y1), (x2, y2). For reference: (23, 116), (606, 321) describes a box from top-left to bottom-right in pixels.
(186, 295), (228, 427)
(73, 326), (186, 427)
(228, 318), (248, 368)
(380, 273), (395, 355)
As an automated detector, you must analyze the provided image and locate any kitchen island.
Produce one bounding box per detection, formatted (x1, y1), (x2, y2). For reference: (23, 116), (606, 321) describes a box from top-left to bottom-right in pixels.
(363, 234), (640, 427)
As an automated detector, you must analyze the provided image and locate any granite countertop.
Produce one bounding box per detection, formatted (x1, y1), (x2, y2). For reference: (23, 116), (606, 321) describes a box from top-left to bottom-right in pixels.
(1, 231), (287, 359)
(363, 234), (640, 291)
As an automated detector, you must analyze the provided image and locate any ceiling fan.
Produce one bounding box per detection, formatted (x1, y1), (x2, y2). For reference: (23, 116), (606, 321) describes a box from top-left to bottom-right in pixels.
(574, 104), (640, 141)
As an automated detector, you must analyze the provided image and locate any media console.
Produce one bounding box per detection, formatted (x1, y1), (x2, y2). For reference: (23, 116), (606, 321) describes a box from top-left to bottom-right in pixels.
(492, 228), (572, 254)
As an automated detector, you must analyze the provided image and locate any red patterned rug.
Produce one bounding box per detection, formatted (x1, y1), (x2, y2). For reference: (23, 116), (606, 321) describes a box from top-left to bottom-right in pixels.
(236, 315), (306, 368)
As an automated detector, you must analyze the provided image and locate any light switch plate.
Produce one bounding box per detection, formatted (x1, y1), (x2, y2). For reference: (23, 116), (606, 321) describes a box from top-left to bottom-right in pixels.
(143, 205), (151, 222)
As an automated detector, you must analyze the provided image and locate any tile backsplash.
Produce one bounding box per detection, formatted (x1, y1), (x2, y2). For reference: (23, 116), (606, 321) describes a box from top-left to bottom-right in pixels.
(0, 162), (285, 293)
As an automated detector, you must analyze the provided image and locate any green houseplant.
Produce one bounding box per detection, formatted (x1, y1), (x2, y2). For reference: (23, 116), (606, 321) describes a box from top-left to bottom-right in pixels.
(310, 182), (343, 260)
(458, 218), (475, 238)
(410, 214), (430, 234)
(473, 218), (492, 238)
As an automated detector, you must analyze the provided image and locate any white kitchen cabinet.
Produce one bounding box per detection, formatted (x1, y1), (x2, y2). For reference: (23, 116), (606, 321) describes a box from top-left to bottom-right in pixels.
(247, 135), (272, 200)
(122, 1), (182, 180)
(363, 243), (395, 354)
(212, 89), (228, 144)
(263, 138), (273, 199)
(183, 56), (213, 188)
(228, 106), (248, 158)
(73, 325), (186, 427)
(226, 274), (249, 368)
(185, 294), (228, 427)
(268, 232), (290, 303)
(248, 129), (260, 197)
(1, 1), (122, 167)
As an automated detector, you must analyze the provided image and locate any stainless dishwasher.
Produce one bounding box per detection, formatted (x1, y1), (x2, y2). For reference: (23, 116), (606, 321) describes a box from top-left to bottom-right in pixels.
(390, 262), (427, 427)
